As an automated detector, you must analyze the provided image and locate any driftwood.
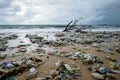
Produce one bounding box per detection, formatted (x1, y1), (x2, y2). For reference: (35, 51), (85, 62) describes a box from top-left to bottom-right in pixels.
(63, 19), (88, 33)
(63, 20), (73, 32)
(63, 19), (79, 32)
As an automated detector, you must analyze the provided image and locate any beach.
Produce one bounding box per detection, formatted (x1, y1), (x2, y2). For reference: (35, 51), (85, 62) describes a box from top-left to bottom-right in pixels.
(0, 25), (120, 80)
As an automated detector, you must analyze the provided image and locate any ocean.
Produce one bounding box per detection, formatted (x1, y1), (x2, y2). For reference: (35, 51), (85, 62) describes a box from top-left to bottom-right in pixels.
(0, 25), (120, 33)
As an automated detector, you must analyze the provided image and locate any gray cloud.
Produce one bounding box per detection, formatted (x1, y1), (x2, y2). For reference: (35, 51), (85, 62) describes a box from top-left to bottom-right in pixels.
(0, 0), (13, 8)
(0, 0), (120, 24)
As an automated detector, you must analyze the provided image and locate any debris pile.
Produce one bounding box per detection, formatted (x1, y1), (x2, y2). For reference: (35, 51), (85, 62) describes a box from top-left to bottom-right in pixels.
(0, 57), (43, 80)
(0, 38), (7, 51)
(4, 34), (18, 40)
(26, 34), (44, 43)
(88, 65), (119, 80)
(35, 61), (81, 80)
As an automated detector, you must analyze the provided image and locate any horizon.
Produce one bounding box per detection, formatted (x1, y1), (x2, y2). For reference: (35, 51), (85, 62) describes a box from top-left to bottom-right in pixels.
(0, 24), (120, 26)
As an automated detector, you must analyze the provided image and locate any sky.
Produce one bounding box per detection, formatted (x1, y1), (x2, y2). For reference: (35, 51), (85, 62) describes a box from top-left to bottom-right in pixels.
(0, 0), (120, 25)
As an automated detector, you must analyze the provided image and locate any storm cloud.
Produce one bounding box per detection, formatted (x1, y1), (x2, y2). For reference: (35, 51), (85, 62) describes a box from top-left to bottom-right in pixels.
(0, 0), (120, 24)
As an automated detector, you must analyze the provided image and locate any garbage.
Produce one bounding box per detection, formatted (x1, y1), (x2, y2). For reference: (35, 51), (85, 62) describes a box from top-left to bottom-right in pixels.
(50, 70), (58, 77)
(26, 34), (44, 43)
(1, 62), (14, 69)
(0, 39), (7, 51)
(92, 72), (105, 80)
(98, 67), (110, 74)
(84, 54), (93, 61)
(29, 67), (37, 76)
(0, 57), (43, 79)
(36, 77), (45, 80)
(6, 63), (15, 69)
(70, 56), (78, 60)
(115, 46), (120, 52)
(6, 77), (16, 80)
(39, 52), (45, 57)
(18, 47), (27, 52)
(109, 61), (115, 69)
(26, 60), (33, 66)
(81, 53), (103, 65)
(4, 34), (18, 40)
(0, 53), (7, 59)
(0, 45), (6, 51)
(0, 26), (119, 80)
(53, 61), (81, 80)
(92, 43), (98, 47)
(55, 60), (62, 68)
(55, 32), (65, 37)
(111, 70), (120, 74)
(64, 64), (72, 71)
(106, 56), (117, 62)
(26, 67), (38, 80)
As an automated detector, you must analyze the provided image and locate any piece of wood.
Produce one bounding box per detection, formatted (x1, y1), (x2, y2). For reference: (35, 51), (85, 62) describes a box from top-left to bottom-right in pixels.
(63, 20), (73, 32)
(63, 19), (80, 32)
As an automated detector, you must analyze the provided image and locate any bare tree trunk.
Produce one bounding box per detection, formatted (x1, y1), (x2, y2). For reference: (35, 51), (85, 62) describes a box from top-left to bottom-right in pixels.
(63, 19), (80, 32)
(63, 20), (73, 32)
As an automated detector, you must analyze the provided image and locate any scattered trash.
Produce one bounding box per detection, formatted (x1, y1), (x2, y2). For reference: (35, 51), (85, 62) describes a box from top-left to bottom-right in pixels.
(18, 48), (27, 52)
(0, 53), (7, 59)
(4, 34), (18, 40)
(0, 27), (119, 80)
(111, 70), (120, 74)
(6, 77), (16, 80)
(29, 67), (37, 76)
(92, 72), (105, 80)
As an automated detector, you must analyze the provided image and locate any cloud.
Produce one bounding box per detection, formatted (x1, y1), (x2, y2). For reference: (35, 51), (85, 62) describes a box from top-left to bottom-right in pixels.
(0, 0), (120, 24)
(0, 0), (13, 8)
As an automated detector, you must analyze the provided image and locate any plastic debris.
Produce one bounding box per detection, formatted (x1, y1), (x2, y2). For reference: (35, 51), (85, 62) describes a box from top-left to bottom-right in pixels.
(29, 67), (37, 76)
(92, 72), (104, 80)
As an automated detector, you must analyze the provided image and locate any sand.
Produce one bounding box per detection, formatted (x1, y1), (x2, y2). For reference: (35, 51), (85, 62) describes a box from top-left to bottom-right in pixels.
(0, 30), (120, 80)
